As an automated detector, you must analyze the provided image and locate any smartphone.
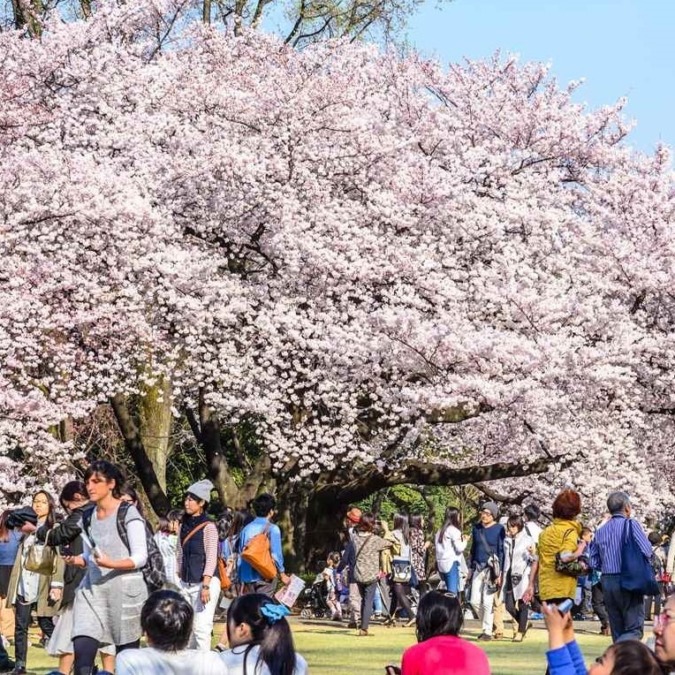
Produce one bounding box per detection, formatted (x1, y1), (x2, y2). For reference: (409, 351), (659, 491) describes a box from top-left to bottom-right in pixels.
(557, 598), (574, 614)
(384, 667), (401, 675)
(59, 544), (72, 556)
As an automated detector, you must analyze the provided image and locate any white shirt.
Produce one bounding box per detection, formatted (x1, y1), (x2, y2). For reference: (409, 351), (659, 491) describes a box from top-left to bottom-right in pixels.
(116, 647), (228, 674)
(524, 521), (542, 544)
(435, 525), (467, 574)
(219, 644), (308, 675)
(18, 533), (41, 604)
(322, 567), (335, 592)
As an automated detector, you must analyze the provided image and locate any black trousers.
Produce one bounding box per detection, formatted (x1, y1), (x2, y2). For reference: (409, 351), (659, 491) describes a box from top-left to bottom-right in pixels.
(592, 583), (610, 629)
(73, 635), (139, 672)
(14, 596), (55, 666)
(504, 575), (529, 633)
(357, 581), (378, 631)
(389, 581), (415, 620)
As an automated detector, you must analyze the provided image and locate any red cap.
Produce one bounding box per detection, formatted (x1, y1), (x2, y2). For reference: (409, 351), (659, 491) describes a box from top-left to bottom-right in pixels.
(346, 507), (362, 524)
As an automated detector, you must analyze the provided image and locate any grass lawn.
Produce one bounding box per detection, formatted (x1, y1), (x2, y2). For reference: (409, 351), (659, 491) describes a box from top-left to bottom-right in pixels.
(290, 618), (611, 675)
(16, 617), (619, 674)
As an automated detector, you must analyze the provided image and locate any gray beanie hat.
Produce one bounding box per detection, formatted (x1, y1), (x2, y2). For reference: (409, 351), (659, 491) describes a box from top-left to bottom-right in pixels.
(187, 479), (214, 503)
(481, 501), (499, 520)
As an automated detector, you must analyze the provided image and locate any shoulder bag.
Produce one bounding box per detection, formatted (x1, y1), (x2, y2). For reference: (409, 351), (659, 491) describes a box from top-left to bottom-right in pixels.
(619, 519), (659, 596)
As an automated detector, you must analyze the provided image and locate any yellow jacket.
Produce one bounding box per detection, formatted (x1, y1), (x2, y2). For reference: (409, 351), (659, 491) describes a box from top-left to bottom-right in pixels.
(537, 519), (581, 601)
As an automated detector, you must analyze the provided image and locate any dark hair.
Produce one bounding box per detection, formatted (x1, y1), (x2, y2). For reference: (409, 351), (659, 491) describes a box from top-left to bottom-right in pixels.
(217, 508), (234, 541)
(227, 510), (251, 542)
(552, 489), (581, 520)
(393, 513), (409, 545)
(438, 507), (461, 541)
(121, 484), (145, 517)
(523, 504), (541, 522)
(252, 494), (276, 518)
(357, 513), (375, 533)
(648, 531), (661, 546)
(227, 594), (297, 675)
(416, 591), (463, 643)
(0, 510), (10, 543)
(607, 639), (666, 675)
(59, 481), (88, 512)
(83, 460), (125, 499)
(33, 490), (57, 528)
(141, 590), (193, 651)
(507, 515), (524, 532)
(158, 510), (182, 534)
(410, 514), (424, 530)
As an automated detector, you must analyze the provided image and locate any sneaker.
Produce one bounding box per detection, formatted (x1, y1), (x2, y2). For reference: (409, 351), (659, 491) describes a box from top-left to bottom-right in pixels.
(477, 633), (492, 641)
(347, 621), (358, 629)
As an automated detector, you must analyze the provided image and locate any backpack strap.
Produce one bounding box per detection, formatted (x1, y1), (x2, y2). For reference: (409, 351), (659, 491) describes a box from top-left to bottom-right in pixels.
(181, 521), (210, 548)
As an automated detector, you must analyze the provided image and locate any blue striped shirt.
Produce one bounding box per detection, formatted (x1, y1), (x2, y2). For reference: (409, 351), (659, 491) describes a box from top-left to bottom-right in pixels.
(589, 515), (652, 574)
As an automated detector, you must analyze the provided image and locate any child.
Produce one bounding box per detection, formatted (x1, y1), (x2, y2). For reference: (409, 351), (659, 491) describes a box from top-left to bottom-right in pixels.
(219, 593), (308, 675)
(323, 552), (342, 621)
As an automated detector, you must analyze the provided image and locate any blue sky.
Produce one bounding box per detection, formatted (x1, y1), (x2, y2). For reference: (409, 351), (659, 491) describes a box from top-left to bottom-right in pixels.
(406, 0), (675, 153)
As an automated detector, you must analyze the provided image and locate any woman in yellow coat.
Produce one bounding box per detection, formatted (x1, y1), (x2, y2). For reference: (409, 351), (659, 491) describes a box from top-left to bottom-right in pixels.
(524, 489), (584, 607)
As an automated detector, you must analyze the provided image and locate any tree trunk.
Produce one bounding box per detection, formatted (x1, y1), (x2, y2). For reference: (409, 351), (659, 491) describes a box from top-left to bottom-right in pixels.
(110, 393), (171, 516)
(137, 376), (173, 493)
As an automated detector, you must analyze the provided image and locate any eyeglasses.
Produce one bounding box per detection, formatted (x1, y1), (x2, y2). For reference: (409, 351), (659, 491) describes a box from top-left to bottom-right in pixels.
(654, 612), (674, 631)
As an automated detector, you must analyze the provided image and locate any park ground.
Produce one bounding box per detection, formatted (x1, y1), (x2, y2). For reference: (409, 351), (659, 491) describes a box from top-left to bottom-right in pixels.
(17, 615), (635, 674)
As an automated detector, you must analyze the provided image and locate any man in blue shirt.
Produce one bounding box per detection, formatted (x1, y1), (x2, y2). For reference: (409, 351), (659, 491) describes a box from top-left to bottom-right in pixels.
(588, 491), (653, 642)
(238, 494), (290, 597)
(468, 502), (506, 641)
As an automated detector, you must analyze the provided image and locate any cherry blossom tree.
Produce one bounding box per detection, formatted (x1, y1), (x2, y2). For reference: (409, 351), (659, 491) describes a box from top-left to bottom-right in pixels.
(1, 1), (673, 562)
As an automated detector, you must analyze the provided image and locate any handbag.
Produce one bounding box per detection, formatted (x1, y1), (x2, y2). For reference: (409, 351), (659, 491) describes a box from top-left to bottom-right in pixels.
(620, 519), (659, 596)
(391, 557), (412, 583)
(24, 538), (56, 575)
(240, 525), (277, 582)
(555, 552), (590, 577)
(554, 528), (589, 578)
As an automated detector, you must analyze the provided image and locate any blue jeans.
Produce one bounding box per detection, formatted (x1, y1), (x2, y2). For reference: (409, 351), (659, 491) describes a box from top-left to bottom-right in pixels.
(443, 561), (460, 595)
(601, 573), (645, 642)
(373, 586), (384, 613)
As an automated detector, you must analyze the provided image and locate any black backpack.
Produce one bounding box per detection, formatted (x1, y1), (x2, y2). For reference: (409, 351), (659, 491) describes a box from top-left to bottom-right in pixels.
(82, 502), (166, 593)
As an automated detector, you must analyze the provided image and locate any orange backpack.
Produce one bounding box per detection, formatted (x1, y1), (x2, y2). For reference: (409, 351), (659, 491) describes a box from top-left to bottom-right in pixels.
(240, 525), (277, 581)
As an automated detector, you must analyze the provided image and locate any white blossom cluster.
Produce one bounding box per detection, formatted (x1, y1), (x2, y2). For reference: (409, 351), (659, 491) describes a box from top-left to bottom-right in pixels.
(0, 1), (673, 515)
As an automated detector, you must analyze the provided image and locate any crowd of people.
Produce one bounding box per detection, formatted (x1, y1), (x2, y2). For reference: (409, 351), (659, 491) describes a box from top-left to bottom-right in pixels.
(0, 461), (673, 675)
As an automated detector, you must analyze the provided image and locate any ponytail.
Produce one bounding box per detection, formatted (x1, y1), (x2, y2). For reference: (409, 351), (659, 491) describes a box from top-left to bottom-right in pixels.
(227, 594), (297, 675)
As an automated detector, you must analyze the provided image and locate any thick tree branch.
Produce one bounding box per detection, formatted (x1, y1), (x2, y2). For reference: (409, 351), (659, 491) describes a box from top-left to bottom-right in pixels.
(322, 453), (570, 504)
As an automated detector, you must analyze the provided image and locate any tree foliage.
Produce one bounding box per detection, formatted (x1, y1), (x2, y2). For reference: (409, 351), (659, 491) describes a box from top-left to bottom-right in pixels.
(0, 3), (674, 559)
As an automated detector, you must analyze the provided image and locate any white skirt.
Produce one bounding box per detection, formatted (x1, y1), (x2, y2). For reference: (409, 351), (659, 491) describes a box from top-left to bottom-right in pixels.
(47, 604), (116, 657)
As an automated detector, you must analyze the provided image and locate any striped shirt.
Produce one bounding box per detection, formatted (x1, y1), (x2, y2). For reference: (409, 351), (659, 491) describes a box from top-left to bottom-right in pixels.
(589, 515), (652, 574)
(176, 522), (219, 580)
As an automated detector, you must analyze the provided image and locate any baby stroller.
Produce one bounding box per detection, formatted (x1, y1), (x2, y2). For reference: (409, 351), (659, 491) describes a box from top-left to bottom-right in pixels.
(297, 578), (332, 619)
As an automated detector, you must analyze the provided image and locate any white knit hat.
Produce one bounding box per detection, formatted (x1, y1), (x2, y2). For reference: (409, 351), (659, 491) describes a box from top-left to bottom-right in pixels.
(187, 479), (214, 503)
